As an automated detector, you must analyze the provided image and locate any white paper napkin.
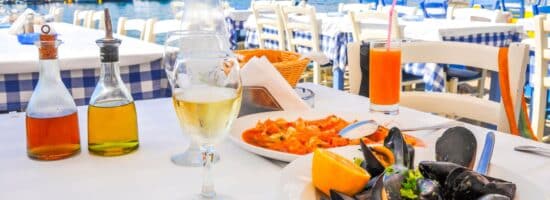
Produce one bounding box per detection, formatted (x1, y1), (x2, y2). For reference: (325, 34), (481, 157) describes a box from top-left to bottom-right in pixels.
(241, 56), (311, 112)
(8, 8), (35, 35)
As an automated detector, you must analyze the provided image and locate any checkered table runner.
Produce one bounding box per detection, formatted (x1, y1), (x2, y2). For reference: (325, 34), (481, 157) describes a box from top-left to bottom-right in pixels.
(0, 58), (170, 112)
(244, 28), (354, 70)
(403, 31), (522, 92)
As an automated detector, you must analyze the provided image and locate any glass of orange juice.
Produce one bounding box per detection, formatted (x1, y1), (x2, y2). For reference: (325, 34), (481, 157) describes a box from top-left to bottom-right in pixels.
(369, 40), (401, 115)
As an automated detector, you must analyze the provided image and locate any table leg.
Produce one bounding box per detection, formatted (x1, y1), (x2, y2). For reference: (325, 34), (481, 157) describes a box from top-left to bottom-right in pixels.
(489, 71), (501, 102)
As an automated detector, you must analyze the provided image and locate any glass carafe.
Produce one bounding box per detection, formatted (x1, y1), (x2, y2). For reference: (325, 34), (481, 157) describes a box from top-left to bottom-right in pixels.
(87, 38), (139, 156)
(26, 38), (81, 161)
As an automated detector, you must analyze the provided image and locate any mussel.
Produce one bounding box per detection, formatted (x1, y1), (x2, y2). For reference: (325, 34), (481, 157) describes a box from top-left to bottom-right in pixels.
(329, 190), (355, 200)
(436, 126), (477, 169)
(359, 139), (386, 177)
(418, 161), (516, 200)
(417, 178), (442, 200)
(477, 194), (512, 200)
(384, 127), (415, 169)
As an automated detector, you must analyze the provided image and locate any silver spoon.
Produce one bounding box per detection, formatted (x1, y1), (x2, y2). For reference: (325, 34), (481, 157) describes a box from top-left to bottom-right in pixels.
(514, 145), (550, 156)
(339, 120), (462, 139)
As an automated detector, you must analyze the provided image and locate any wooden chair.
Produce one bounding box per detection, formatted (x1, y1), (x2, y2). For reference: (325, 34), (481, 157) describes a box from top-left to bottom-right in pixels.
(347, 41), (529, 133)
(252, 3), (286, 50)
(144, 19), (180, 43)
(117, 17), (154, 41)
(420, 0), (449, 18)
(87, 10), (105, 30)
(338, 3), (374, 13)
(73, 10), (91, 27)
(530, 15), (550, 139)
(281, 5), (327, 85)
(447, 7), (510, 22)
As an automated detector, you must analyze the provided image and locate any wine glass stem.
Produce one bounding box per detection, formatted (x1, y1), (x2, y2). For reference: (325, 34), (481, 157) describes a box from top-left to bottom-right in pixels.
(201, 144), (216, 198)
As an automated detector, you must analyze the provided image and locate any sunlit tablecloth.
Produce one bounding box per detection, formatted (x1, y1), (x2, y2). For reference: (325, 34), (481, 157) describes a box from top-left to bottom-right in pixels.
(0, 83), (549, 200)
(0, 22), (170, 112)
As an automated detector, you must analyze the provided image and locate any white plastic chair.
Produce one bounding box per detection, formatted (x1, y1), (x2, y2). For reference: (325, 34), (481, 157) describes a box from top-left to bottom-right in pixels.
(338, 3), (374, 13)
(252, 3), (287, 50)
(48, 7), (63, 22)
(447, 7), (510, 23)
(117, 17), (154, 41)
(144, 19), (180, 43)
(531, 15), (550, 139)
(347, 41), (529, 133)
(87, 10), (105, 30)
(281, 5), (326, 84)
(73, 10), (91, 27)
(348, 10), (401, 42)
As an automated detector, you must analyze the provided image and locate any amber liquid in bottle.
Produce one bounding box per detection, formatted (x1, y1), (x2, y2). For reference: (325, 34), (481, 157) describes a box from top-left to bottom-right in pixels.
(26, 112), (81, 160)
(88, 102), (139, 156)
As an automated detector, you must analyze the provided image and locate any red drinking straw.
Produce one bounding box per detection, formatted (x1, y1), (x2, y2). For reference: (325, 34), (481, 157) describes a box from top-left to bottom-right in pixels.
(386, 0), (398, 51)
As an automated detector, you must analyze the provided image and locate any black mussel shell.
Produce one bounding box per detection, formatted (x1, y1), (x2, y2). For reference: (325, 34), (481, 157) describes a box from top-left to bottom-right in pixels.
(356, 174), (389, 200)
(436, 126), (477, 169)
(417, 178), (443, 200)
(477, 194), (511, 200)
(406, 144), (415, 169)
(360, 140), (386, 177)
(419, 161), (464, 187)
(330, 190), (355, 200)
(383, 173), (404, 200)
(444, 168), (516, 200)
(384, 127), (413, 169)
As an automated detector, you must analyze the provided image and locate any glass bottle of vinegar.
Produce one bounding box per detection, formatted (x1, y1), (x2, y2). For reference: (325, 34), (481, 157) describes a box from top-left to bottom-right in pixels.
(26, 25), (81, 160)
(88, 9), (139, 156)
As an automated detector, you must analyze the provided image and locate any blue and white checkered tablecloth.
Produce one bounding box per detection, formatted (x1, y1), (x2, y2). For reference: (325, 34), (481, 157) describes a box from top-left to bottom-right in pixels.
(244, 28), (354, 71)
(0, 58), (170, 112)
(403, 31), (522, 92)
(226, 17), (246, 50)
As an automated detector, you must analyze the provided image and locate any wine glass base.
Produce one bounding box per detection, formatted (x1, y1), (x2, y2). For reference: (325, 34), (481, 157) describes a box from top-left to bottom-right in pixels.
(182, 194), (233, 200)
(171, 149), (220, 167)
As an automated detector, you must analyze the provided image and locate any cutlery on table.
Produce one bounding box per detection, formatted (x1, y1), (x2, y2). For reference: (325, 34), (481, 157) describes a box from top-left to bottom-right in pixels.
(514, 145), (550, 156)
(339, 120), (462, 139)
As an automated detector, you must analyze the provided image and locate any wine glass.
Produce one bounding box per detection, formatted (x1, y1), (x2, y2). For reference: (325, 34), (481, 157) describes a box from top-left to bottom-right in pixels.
(164, 31), (242, 199)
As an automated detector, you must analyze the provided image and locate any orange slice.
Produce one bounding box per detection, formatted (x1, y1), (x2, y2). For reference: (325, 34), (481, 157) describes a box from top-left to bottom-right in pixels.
(312, 148), (371, 196)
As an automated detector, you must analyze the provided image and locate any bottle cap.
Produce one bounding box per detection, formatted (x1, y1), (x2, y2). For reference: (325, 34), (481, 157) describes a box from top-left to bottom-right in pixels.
(96, 8), (121, 63)
(38, 25), (59, 59)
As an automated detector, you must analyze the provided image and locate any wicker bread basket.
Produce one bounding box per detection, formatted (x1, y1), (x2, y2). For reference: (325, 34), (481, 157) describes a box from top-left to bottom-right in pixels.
(235, 49), (310, 87)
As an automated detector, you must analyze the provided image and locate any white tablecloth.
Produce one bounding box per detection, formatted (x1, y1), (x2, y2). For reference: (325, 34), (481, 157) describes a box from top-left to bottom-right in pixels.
(0, 83), (549, 199)
(0, 22), (165, 74)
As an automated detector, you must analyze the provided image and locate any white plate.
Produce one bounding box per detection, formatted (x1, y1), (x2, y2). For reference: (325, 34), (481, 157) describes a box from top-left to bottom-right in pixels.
(229, 110), (387, 162)
(280, 145), (548, 200)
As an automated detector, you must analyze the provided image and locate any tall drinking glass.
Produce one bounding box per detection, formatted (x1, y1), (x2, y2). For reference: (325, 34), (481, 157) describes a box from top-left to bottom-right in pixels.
(165, 32), (242, 199)
(369, 40), (401, 115)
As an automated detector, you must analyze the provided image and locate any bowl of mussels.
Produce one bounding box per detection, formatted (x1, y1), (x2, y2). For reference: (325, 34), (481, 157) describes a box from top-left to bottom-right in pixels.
(280, 126), (547, 200)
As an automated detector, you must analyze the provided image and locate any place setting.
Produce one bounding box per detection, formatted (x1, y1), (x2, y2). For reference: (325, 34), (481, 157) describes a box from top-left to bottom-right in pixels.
(1, 0), (550, 200)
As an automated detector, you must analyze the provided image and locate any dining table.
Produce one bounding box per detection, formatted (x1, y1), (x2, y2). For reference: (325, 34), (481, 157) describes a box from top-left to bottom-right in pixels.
(0, 82), (549, 200)
(0, 22), (170, 113)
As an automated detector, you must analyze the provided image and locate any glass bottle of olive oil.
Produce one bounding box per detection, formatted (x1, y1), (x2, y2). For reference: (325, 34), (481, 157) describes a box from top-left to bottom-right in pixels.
(88, 9), (139, 156)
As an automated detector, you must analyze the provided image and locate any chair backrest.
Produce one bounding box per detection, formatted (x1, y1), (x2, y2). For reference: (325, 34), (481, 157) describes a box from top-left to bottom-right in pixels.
(73, 10), (91, 27)
(532, 4), (550, 14)
(117, 17), (154, 40)
(87, 10), (105, 30)
(347, 41), (529, 133)
(469, 0), (500, 9)
(420, 0), (449, 18)
(381, 5), (419, 16)
(531, 15), (550, 139)
(348, 10), (401, 41)
(447, 7), (510, 22)
(49, 7), (63, 22)
(338, 3), (374, 13)
(498, 0), (525, 18)
(144, 19), (180, 43)
(252, 3), (286, 50)
(281, 5), (321, 52)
